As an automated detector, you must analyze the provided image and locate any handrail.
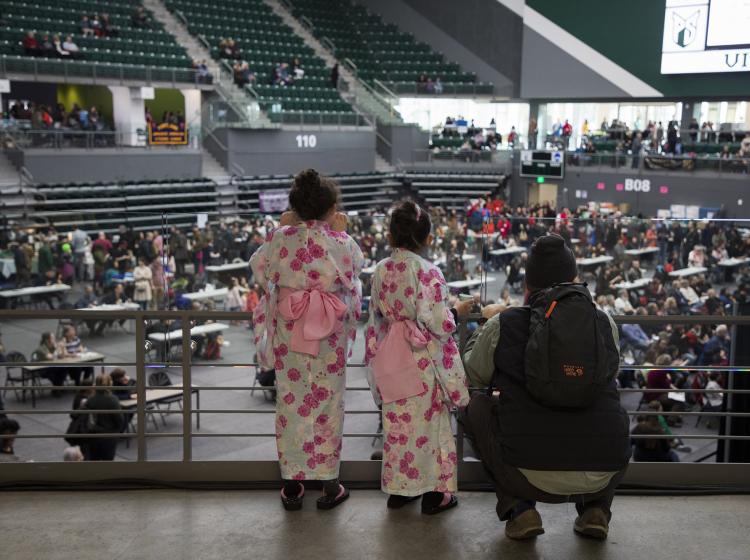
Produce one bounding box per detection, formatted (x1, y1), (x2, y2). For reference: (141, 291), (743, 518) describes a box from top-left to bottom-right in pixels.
(321, 36), (337, 55)
(300, 15), (314, 32)
(343, 57), (358, 76)
(197, 33), (212, 51)
(373, 78), (398, 100)
(174, 9), (189, 27)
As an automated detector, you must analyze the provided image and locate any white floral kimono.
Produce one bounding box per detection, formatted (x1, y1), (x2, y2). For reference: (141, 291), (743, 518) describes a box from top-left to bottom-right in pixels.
(365, 248), (470, 496)
(250, 220), (364, 481)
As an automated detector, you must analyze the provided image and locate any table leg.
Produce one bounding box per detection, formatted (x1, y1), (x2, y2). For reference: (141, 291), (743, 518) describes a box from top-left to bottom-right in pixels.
(195, 389), (200, 430)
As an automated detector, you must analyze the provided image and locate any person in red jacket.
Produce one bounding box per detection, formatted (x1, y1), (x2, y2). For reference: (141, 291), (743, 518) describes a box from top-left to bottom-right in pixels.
(22, 31), (39, 56)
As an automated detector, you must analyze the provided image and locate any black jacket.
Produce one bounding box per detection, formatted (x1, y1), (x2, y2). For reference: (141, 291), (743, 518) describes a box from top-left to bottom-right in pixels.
(84, 391), (126, 434)
(492, 307), (631, 471)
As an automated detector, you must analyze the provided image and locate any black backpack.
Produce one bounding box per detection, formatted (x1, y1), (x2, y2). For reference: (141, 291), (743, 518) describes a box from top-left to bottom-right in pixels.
(524, 283), (618, 408)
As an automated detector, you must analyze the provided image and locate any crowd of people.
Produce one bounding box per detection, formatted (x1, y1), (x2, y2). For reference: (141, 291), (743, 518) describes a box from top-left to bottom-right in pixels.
(21, 32), (82, 59)
(6, 101), (106, 132)
(431, 116), (519, 158)
(145, 108), (186, 130)
(416, 73), (443, 94)
(1, 185), (742, 476)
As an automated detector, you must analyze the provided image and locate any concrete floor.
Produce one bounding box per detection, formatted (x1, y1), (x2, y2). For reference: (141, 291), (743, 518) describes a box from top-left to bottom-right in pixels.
(0, 490), (748, 560)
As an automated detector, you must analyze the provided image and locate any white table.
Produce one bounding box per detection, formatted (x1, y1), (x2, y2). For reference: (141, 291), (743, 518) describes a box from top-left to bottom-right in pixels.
(79, 303), (141, 311)
(614, 278), (651, 290)
(112, 276), (134, 285)
(147, 322), (230, 343)
(0, 257), (16, 278)
(669, 267), (708, 278)
(718, 258), (750, 268)
(577, 256), (613, 267)
(433, 254), (477, 267)
(570, 239), (581, 245)
(0, 283), (71, 298)
(182, 288), (229, 302)
(625, 247), (659, 257)
(447, 277), (496, 290)
(361, 265), (377, 275)
(489, 247), (526, 257)
(205, 261), (249, 273)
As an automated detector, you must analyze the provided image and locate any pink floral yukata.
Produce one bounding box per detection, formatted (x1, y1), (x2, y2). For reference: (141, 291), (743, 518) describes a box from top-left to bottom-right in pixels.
(250, 220), (364, 481)
(365, 248), (470, 496)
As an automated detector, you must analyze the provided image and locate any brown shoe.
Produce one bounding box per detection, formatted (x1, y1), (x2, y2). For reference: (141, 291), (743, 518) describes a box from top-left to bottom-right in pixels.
(505, 508), (544, 540)
(574, 507), (609, 540)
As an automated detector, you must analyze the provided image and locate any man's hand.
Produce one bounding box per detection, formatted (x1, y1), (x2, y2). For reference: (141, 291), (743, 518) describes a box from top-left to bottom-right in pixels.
(481, 303), (506, 319)
(279, 211), (300, 227)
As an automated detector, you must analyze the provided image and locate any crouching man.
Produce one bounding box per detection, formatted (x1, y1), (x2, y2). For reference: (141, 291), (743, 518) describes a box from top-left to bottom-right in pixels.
(461, 233), (630, 540)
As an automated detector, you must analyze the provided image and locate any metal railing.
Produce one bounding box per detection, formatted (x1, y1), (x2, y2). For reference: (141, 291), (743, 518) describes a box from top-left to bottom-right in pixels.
(0, 309), (748, 489)
(0, 55), (203, 87)
(1, 127), (195, 151)
(565, 151), (750, 175)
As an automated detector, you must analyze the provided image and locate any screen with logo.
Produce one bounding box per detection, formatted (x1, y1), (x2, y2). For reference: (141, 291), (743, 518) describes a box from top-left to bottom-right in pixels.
(661, 0), (750, 74)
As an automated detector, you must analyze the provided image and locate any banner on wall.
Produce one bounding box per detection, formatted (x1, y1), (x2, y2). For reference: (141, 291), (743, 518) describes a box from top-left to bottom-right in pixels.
(148, 122), (188, 145)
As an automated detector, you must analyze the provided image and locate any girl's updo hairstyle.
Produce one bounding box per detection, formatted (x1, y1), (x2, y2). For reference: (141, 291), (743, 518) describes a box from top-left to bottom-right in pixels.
(388, 200), (431, 252)
(288, 168), (340, 221)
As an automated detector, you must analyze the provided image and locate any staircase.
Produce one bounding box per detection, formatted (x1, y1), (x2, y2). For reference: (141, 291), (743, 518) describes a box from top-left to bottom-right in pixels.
(144, 0), (274, 130)
(0, 152), (20, 189)
(264, 0), (403, 127)
(201, 149), (230, 180)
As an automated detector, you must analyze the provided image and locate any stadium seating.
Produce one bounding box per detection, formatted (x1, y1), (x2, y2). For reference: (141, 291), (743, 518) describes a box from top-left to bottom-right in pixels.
(403, 171), (504, 210)
(235, 172), (399, 212)
(31, 178), (218, 233)
(1, 0), (195, 82)
(287, 0), (493, 94)
(165, 0), (356, 122)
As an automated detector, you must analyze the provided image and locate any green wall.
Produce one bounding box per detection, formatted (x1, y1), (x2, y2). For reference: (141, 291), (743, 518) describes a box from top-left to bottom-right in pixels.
(56, 84), (114, 125)
(145, 88), (185, 121)
(527, 0), (750, 98)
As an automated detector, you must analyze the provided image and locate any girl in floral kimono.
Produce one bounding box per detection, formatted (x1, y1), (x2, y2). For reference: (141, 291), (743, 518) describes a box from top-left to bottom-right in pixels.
(365, 201), (472, 514)
(250, 169), (364, 511)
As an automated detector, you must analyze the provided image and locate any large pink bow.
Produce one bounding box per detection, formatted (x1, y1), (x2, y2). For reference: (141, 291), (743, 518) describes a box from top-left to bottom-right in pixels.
(277, 287), (347, 356)
(371, 320), (430, 404)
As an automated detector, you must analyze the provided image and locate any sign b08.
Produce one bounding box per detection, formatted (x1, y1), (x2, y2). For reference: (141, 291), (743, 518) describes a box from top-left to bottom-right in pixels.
(624, 178), (651, 192)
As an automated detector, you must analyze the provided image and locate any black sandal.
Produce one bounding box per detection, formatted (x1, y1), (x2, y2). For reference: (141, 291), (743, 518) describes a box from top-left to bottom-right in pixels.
(280, 483), (305, 511)
(316, 484), (350, 510)
(421, 493), (458, 515)
(387, 495), (420, 509)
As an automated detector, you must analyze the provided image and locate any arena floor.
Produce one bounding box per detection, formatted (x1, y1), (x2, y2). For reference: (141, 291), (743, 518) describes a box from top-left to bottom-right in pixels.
(1, 265), (722, 463)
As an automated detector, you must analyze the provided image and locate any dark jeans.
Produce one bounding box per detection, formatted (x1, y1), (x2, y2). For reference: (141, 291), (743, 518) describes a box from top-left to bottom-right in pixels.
(462, 392), (628, 521)
(87, 438), (117, 461)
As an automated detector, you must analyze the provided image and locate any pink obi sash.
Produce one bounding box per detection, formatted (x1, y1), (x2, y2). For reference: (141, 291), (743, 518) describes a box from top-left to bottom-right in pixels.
(371, 319), (429, 404)
(277, 287), (347, 357)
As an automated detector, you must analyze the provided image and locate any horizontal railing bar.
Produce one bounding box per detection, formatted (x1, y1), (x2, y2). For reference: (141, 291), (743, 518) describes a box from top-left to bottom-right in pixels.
(2, 310), (747, 325)
(189, 433), (382, 438)
(13, 433), (183, 439)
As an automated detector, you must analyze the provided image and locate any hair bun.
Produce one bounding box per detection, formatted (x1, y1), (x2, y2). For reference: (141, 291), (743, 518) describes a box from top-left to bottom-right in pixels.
(298, 168), (320, 189)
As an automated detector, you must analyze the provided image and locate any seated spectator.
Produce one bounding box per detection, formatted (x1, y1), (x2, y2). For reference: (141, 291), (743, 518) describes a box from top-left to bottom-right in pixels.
(0, 418), (21, 462)
(110, 368), (135, 401)
(644, 354), (685, 422)
(90, 13), (103, 37)
(621, 312), (651, 351)
(624, 259), (642, 282)
(52, 35), (69, 58)
(101, 13), (119, 36)
(22, 31), (39, 56)
(614, 289), (634, 314)
(79, 15), (94, 37)
(194, 59), (213, 84)
(62, 36), (82, 59)
(94, 284), (129, 334)
(291, 57), (304, 79)
(131, 6), (150, 28)
(631, 401), (679, 462)
(58, 325), (92, 383)
(274, 62), (293, 85)
(33, 332), (68, 394)
(233, 62), (255, 87)
(700, 325), (729, 365)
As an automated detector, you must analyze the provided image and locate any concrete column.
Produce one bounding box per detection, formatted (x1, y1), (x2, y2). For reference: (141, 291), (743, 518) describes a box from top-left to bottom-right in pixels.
(108, 86), (147, 146)
(182, 89), (202, 149)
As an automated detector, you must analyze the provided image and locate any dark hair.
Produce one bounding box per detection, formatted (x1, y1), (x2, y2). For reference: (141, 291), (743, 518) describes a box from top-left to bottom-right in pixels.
(288, 169), (340, 221)
(0, 418), (20, 435)
(388, 201), (431, 252)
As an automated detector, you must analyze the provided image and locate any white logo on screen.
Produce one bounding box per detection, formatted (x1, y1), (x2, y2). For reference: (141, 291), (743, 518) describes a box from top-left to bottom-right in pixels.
(672, 10), (700, 48)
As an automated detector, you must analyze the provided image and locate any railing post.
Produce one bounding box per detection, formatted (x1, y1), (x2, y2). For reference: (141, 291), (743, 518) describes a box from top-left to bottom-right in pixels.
(135, 312), (147, 461)
(181, 313), (193, 461)
(724, 302), (738, 463)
